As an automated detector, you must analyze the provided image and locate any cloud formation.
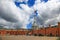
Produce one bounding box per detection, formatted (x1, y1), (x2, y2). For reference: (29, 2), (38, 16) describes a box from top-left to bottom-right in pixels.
(0, 0), (34, 29)
(0, 0), (60, 29)
(33, 0), (60, 27)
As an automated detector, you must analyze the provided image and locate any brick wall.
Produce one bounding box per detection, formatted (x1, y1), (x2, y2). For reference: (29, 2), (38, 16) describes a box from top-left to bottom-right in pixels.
(0, 30), (6, 35)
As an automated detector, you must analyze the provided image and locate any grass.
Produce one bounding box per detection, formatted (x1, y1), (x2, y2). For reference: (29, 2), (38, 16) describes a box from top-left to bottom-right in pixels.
(57, 37), (60, 40)
(0, 36), (2, 40)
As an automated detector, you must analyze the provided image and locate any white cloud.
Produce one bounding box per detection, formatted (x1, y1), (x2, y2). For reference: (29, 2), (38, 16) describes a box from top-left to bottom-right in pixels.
(0, 0), (34, 29)
(0, 17), (16, 29)
(15, 0), (28, 3)
(33, 0), (60, 27)
(0, 0), (60, 29)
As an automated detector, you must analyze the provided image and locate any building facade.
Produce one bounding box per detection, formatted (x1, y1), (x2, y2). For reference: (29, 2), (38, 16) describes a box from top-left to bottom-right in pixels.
(0, 22), (60, 36)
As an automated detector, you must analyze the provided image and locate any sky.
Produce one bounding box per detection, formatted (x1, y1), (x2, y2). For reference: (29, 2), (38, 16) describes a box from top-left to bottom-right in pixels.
(0, 0), (60, 29)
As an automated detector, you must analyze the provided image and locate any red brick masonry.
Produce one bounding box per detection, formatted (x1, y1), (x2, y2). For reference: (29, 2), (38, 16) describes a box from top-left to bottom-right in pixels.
(0, 22), (60, 36)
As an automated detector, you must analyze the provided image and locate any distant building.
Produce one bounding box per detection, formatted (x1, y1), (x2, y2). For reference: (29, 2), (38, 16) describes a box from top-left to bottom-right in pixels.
(0, 22), (60, 36)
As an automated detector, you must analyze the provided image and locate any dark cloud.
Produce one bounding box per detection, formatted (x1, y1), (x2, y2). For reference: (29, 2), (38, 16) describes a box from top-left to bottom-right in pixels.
(0, 0), (34, 29)
(0, 0), (60, 29)
(33, 0), (60, 27)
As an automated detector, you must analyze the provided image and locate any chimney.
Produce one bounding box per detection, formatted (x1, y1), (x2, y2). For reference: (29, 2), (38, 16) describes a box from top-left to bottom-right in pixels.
(58, 22), (60, 27)
(49, 24), (51, 28)
(42, 25), (44, 28)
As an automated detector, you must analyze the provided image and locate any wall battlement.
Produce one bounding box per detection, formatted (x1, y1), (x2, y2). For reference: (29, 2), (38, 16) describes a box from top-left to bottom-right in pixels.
(0, 22), (60, 36)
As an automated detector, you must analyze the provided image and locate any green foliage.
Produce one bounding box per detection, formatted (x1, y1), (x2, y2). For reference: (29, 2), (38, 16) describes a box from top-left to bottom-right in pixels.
(57, 37), (60, 40)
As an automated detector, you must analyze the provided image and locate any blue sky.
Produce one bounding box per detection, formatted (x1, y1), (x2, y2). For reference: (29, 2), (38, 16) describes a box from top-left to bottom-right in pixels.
(15, 0), (48, 7)
(15, 0), (48, 29)
(27, 10), (38, 29)
(41, 0), (48, 2)
(0, 0), (60, 29)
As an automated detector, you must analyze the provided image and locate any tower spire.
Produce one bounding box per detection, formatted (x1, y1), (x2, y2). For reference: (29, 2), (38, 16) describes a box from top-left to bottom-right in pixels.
(32, 10), (38, 30)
